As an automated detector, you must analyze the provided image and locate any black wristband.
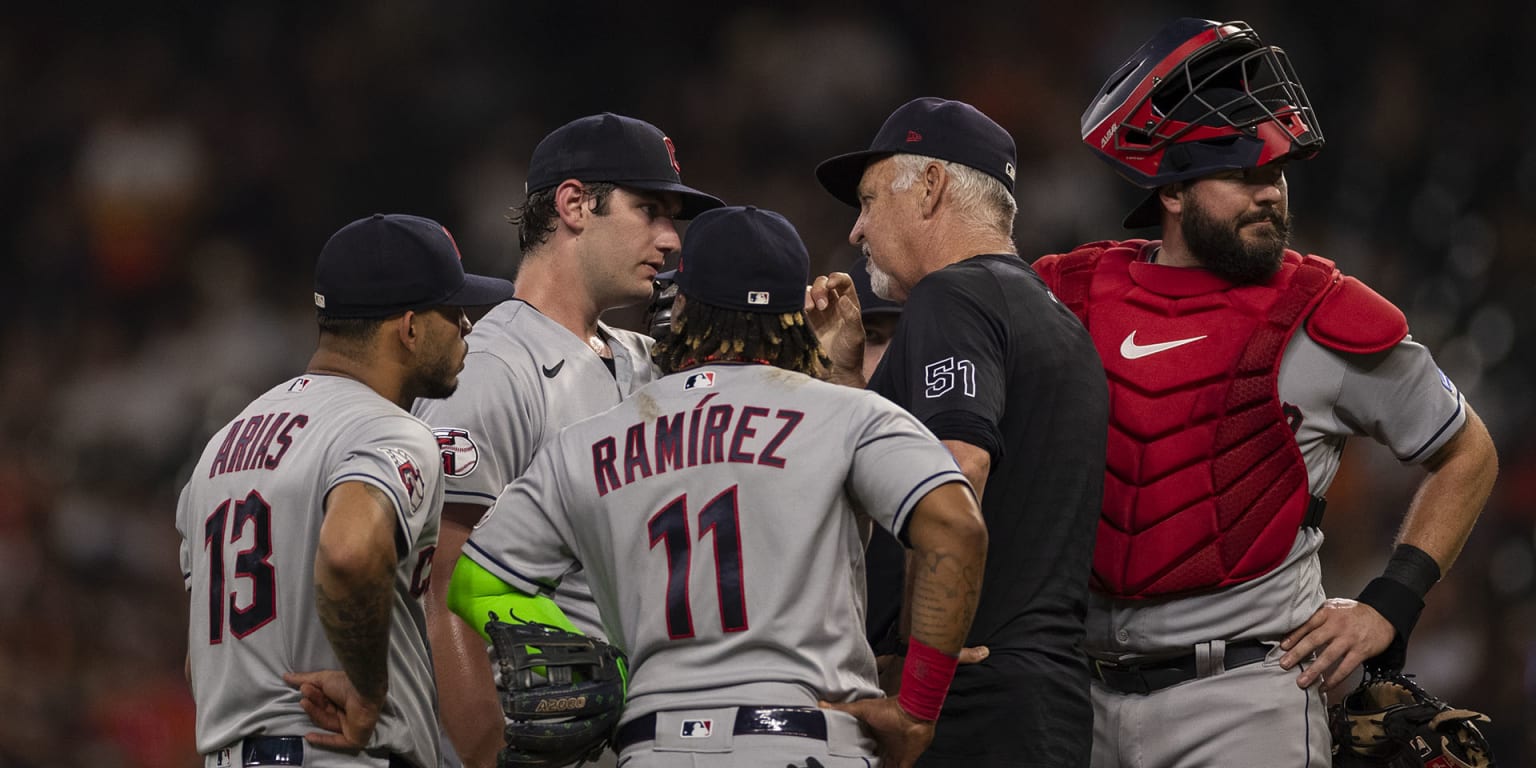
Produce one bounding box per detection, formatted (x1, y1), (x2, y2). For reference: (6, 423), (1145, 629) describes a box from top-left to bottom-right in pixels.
(1356, 576), (1424, 675)
(1356, 576), (1424, 640)
(1381, 543), (1441, 598)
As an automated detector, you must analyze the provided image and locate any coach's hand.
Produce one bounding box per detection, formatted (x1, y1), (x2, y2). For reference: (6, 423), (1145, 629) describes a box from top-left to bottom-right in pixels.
(805, 272), (865, 385)
(284, 670), (383, 752)
(820, 697), (934, 768)
(1279, 597), (1395, 695)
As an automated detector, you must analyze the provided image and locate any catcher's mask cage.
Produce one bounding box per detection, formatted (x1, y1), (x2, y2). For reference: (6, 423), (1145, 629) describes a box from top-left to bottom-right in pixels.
(1081, 17), (1324, 189)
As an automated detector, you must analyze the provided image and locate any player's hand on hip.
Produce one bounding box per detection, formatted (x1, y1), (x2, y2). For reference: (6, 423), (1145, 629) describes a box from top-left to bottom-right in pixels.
(1278, 597), (1395, 694)
(819, 697), (934, 768)
(284, 670), (383, 752)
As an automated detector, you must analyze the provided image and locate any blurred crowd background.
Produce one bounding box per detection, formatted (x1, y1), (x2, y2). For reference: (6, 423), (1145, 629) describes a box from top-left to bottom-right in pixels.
(2, 2), (1531, 765)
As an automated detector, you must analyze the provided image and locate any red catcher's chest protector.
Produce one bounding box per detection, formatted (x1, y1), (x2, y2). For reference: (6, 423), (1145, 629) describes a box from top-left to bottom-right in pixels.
(1049, 242), (1336, 598)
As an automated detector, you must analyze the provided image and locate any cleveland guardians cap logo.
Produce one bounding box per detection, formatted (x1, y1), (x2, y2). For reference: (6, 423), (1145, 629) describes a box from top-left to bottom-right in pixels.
(663, 136), (681, 174)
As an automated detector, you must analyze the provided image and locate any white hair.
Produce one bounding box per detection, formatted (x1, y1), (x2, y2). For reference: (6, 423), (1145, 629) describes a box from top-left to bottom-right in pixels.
(889, 153), (1017, 238)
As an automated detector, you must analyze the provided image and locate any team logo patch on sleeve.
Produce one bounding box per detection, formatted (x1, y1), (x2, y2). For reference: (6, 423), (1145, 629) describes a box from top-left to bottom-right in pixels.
(433, 427), (480, 477)
(1438, 368), (1458, 398)
(684, 371), (716, 390)
(379, 446), (426, 511)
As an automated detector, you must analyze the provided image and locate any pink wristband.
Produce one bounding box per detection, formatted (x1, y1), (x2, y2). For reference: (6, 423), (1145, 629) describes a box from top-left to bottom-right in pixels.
(898, 638), (959, 721)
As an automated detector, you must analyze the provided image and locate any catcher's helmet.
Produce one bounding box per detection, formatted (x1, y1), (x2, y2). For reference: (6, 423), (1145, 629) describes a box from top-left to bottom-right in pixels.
(1082, 18), (1323, 226)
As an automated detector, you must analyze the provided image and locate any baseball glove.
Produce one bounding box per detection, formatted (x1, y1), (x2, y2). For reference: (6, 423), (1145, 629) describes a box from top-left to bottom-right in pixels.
(644, 275), (678, 340)
(484, 615), (626, 767)
(1329, 671), (1494, 767)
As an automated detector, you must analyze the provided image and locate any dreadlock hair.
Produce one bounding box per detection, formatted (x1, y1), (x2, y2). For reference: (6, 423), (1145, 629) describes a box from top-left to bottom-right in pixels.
(509, 182), (617, 253)
(651, 298), (831, 378)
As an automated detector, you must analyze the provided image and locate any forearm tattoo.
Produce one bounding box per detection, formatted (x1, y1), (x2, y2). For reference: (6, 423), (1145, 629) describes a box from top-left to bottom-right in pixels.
(316, 484), (396, 702)
(908, 548), (984, 651)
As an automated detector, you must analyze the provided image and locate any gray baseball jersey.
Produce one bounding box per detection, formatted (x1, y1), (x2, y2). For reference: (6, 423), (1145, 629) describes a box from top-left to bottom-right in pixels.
(462, 363), (968, 724)
(413, 299), (656, 636)
(1085, 331), (1467, 655)
(177, 374), (442, 767)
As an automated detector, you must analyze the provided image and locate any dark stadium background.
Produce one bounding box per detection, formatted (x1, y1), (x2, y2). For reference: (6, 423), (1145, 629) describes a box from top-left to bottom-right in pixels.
(1, 2), (1530, 765)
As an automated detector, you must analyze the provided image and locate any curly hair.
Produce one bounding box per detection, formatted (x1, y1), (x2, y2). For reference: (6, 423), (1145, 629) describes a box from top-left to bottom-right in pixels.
(509, 182), (617, 253)
(650, 299), (830, 378)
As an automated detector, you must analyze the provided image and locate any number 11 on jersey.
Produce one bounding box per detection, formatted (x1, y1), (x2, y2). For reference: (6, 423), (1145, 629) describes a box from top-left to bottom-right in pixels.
(647, 486), (749, 639)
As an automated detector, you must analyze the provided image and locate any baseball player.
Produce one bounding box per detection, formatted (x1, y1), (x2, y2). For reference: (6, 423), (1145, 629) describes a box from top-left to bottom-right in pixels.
(176, 214), (515, 768)
(450, 205), (989, 768)
(812, 97), (1110, 767)
(1032, 18), (1499, 766)
(411, 113), (722, 767)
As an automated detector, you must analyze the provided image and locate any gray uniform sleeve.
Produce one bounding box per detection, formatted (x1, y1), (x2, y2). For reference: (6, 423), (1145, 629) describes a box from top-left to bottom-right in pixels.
(415, 348), (542, 506)
(1281, 331), (1466, 499)
(1333, 335), (1465, 463)
(461, 444), (580, 595)
(327, 415), (443, 558)
(176, 481), (193, 587)
(846, 395), (970, 543)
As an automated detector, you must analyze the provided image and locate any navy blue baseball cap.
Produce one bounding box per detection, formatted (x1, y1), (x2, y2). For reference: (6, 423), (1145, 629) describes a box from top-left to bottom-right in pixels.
(850, 255), (902, 316)
(816, 97), (1018, 207)
(314, 214), (515, 319)
(657, 206), (808, 313)
(525, 113), (725, 219)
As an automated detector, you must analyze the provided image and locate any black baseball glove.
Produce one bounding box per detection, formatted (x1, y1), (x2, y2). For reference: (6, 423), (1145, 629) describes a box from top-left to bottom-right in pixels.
(1330, 670), (1494, 767)
(484, 615), (626, 767)
(644, 275), (678, 341)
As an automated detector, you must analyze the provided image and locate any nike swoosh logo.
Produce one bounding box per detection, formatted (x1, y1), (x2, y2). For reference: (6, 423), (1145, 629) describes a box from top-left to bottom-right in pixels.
(1120, 331), (1208, 360)
(541, 360), (565, 378)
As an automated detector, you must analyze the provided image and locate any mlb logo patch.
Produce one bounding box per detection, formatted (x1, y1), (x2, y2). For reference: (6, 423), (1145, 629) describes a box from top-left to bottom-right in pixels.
(679, 719), (713, 738)
(684, 371), (716, 390)
(288, 377), (312, 393)
(747, 291), (770, 305)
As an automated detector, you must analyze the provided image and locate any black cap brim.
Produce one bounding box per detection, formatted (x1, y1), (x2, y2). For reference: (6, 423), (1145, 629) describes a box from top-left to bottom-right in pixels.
(441, 273), (516, 308)
(816, 150), (894, 207)
(620, 180), (726, 219)
(1123, 190), (1163, 229)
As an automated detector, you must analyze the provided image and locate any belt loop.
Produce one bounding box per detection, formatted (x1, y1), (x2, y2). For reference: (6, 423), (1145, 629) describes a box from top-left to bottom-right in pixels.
(1195, 640), (1226, 678)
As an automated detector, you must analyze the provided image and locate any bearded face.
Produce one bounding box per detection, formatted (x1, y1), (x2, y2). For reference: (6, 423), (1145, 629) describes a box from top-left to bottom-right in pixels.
(1179, 191), (1291, 284)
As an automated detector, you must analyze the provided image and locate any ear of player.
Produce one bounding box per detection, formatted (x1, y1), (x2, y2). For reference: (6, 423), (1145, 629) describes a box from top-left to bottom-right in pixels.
(484, 615), (627, 767)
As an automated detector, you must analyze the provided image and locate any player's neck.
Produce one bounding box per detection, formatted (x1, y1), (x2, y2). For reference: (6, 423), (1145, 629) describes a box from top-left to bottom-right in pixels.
(922, 219), (1015, 269)
(514, 258), (606, 341)
(1153, 228), (1201, 268)
(306, 349), (411, 410)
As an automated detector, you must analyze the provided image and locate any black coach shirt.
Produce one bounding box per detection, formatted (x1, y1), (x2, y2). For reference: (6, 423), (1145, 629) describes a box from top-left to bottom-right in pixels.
(867, 253), (1107, 768)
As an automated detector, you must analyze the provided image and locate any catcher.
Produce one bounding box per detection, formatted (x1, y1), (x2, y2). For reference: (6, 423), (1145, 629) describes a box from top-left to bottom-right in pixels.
(447, 205), (987, 768)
